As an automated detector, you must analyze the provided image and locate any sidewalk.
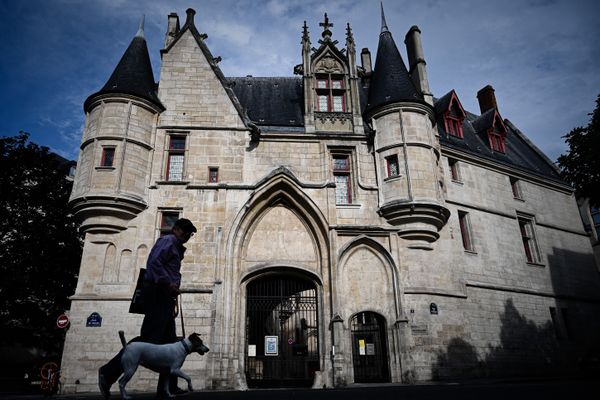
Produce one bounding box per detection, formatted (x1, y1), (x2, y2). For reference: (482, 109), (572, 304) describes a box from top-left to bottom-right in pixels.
(1, 376), (598, 400)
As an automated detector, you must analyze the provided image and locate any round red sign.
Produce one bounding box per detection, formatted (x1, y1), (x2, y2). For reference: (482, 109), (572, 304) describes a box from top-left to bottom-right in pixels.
(56, 314), (69, 329)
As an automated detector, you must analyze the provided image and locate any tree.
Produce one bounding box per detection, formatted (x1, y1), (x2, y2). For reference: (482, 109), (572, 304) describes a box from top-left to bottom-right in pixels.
(557, 94), (600, 208)
(0, 132), (82, 359)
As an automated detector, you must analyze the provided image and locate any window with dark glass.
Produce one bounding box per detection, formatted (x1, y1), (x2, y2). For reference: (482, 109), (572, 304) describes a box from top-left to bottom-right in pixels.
(510, 177), (522, 199)
(333, 154), (352, 204)
(208, 167), (219, 183)
(100, 147), (115, 167)
(386, 155), (399, 178)
(518, 216), (540, 263)
(591, 207), (600, 239)
(315, 74), (345, 112)
(166, 136), (186, 181)
(458, 211), (474, 251)
(160, 211), (179, 237)
(448, 158), (461, 182)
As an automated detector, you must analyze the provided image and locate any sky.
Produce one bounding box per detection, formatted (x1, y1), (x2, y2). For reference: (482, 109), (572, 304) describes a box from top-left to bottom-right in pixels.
(1, 0), (599, 163)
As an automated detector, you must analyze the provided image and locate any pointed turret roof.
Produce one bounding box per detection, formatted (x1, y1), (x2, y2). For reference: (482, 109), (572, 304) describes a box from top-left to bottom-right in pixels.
(366, 4), (422, 114)
(84, 16), (163, 112)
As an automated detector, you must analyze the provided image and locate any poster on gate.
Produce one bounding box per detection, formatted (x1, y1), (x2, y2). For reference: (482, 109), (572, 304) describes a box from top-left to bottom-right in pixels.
(265, 336), (278, 356)
(358, 339), (366, 355)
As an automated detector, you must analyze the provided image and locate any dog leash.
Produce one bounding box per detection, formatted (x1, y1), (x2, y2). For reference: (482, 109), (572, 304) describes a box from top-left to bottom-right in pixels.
(179, 293), (186, 337)
(173, 295), (186, 338)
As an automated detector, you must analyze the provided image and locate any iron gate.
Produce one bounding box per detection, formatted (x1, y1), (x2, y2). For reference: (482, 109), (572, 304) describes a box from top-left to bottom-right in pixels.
(245, 274), (319, 387)
(350, 311), (390, 383)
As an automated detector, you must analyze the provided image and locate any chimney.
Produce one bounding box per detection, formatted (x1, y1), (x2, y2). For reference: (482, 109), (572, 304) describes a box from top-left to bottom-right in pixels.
(361, 48), (372, 75)
(404, 25), (432, 105)
(164, 12), (180, 48)
(477, 85), (498, 114)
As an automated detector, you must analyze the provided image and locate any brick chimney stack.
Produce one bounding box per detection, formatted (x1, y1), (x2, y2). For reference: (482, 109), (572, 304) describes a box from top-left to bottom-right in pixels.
(477, 85), (498, 114)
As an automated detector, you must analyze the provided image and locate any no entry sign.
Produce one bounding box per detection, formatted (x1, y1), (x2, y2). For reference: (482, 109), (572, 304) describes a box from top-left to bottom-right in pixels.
(56, 314), (70, 329)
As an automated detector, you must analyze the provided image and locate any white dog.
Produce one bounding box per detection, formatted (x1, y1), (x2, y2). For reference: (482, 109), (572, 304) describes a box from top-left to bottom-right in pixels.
(118, 333), (209, 399)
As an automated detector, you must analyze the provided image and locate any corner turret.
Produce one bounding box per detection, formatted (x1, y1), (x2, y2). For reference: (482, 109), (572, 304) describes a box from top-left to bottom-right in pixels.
(367, 5), (449, 246)
(70, 17), (163, 233)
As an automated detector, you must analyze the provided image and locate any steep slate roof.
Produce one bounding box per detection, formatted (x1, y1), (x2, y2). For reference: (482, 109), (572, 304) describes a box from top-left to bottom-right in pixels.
(228, 77), (304, 127)
(435, 98), (561, 182)
(471, 108), (500, 133)
(84, 19), (162, 112)
(365, 7), (423, 114)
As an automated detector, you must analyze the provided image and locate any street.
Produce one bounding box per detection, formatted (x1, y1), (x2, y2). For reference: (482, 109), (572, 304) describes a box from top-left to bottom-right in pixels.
(1, 378), (598, 400)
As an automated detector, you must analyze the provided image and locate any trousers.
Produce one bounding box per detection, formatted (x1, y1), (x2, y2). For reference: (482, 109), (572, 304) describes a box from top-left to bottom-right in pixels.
(99, 281), (178, 392)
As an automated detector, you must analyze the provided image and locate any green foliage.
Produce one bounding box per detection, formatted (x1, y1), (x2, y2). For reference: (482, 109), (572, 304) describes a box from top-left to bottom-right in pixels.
(0, 131), (82, 356)
(558, 94), (600, 208)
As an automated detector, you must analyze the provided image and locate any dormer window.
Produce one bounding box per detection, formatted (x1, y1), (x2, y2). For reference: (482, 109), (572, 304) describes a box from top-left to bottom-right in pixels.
(316, 74), (345, 112)
(488, 116), (507, 153)
(446, 103), (464, 138)
(443, 92), (466, 139)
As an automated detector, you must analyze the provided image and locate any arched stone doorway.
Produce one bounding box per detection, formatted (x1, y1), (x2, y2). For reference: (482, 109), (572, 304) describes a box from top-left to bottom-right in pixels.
(244, 272), (320, 387)
(350, 311), (390, 383)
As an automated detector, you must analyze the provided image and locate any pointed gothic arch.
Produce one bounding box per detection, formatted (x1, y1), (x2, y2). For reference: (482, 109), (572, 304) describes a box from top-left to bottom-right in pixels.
(214, 168), (331, 388)
(336, 235), (401, 320)
(226, 168), (330, 277)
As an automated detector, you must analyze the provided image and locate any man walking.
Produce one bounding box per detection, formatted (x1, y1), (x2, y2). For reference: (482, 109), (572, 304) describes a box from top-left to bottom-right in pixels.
(98, 218), (198, 398)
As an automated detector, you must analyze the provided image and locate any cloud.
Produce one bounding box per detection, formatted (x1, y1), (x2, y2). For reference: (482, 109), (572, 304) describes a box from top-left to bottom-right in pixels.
(2, 0), (599, 164)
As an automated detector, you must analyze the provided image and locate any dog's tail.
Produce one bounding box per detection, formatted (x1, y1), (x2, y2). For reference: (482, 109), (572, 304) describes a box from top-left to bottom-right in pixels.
(118, 330), (127, 348)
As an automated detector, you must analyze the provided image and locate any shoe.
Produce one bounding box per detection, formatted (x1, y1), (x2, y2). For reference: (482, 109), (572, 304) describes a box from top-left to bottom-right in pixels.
(170, 387), (188, 396)
(98, 370), (111, 399)
(156, 388), (187, 399)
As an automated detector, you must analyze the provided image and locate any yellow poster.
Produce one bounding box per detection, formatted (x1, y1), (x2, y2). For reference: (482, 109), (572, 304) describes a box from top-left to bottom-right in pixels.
(358, 339), (366, 355)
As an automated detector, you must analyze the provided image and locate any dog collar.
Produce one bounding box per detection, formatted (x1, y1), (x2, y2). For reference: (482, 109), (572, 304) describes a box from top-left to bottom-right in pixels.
(181, 339), (191, 353)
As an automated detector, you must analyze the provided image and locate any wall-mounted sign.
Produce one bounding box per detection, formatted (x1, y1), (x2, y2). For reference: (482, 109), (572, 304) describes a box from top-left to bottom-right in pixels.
(56, 314), (70, 329)
(358, 339), (366, 355)
(248, 345), (256, 357)
(265, 336), (278, 356)
(411, 324), (429, 335)
(86, 312), (102, 327)
(430, 303), (438, 315)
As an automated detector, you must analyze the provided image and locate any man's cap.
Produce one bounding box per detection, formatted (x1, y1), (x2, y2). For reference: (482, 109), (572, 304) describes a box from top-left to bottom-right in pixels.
(174, 218), (197, 233)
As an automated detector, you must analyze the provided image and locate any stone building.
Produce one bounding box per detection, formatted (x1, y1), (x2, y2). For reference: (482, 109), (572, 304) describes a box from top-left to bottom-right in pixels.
(61, 7), (600, 393)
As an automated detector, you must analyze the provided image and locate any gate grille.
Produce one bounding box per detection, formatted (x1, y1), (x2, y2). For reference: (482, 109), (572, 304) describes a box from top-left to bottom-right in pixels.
(245, 275), (319, 387)
(351, 312), (390, 383)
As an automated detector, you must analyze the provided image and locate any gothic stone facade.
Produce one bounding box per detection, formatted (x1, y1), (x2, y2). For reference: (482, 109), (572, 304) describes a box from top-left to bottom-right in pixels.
(61, 8), (600, 393)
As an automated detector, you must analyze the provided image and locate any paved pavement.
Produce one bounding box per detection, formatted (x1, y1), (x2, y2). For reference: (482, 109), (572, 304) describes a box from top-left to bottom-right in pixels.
(1, 377), (599, 400)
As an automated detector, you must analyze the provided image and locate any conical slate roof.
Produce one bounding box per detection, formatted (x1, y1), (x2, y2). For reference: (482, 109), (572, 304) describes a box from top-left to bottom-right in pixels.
(84, 19), (162, 111)
(366, 6), (422, 114)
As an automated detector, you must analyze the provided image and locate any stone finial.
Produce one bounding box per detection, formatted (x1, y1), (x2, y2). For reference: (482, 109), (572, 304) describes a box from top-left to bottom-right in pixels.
(135, 15), (145, 39)
(346, 22), (355, 49)
(320, 13), (333, 39)
(380, 2), (389, 34)
(185, 8), (196, 26)
(302, 20), (310, 43)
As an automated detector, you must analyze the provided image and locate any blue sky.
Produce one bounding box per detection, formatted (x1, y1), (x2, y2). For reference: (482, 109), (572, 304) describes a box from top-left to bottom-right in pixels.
(1, 0), (599, 162)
